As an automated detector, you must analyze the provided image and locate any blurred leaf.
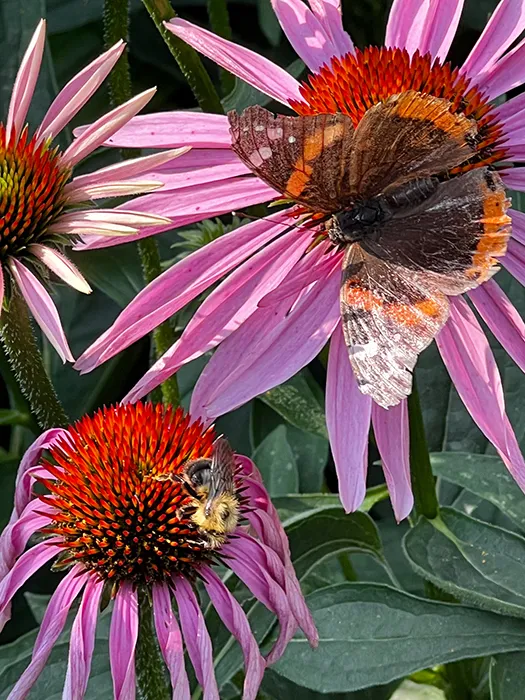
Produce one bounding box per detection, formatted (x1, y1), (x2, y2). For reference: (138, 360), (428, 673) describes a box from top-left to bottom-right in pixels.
(490, 652), (525, 700)
(71, 246), (143, 308)
(462, 0), (499, 31)
(0, 409), (31, 427)
(257, 0), (283, 47)
(252, 425), (299, 496)
(47, 0), (142, 33)
(260, 372), (327, 439)
(0, 458), (19, 531)
(272, 583), (525, 693)
(262, 668), (400, 699)
(273, 484), (388, 521)
(404, 508), (525, 619)
(432, 452), (525, 531)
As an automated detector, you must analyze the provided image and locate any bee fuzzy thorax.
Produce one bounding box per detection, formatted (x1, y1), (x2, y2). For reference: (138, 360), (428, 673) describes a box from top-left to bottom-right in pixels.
(190, 488), (241, 548)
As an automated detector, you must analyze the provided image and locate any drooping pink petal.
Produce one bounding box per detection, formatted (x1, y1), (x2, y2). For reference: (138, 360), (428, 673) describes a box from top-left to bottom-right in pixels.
(36, 41), (125, 142)
(461, 0), (525, 78)
(308, 0), (354, 57)
(75, 213), (292, 373)
(166, 19), (303, 105)
(326, 323), (372, 513)
(152, 583), (190, 700)
(503, 238), (525, 285)
(469, 280), (525, 372)
(173, 577), (219, 700)
(271, 0), (334, 71)
(123, 223), (314, 402)
(61, 88), (156, 167)
(75, 176), (276, 250)
(6, 19), (46, 142)
(8, 258), (74, 363)
(191, 259), (341, 421)
(203, 568), (265, 700)
(63, 575), (104, 700)
(7, 566), (87, 700)
(110, 581), (138, 700)
(436, 296), (525, 491)
(372, 401), (413, 522)
(473, 35), (525, 100)
(29, 245), (92, 294)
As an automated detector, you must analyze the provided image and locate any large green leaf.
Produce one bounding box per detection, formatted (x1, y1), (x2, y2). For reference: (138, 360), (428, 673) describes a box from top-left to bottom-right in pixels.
(490, 652), (525, 700)
(404, 508), (525, 619)
(252, 425), (299, 496)
(273, 582), (525, 693)
(262, 668), (400, 700)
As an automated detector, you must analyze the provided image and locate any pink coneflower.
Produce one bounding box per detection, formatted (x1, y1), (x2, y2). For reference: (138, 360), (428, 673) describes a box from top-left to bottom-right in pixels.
(76, 0), (525, 520)
(0, 402), (316, 699)
(0, 19), (186, 361)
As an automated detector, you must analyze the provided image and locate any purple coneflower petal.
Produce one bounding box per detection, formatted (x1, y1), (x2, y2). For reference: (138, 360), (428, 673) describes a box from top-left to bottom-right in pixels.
(0, 501), (54, 584)
(36, 40), (125, 142)
(29, 245), (92, 294)
(473, 36), (525, 100)
(469, 280), (525, 373)
(191, 260), (340, 422)
(166, 19), (302, 105)
(152, 583), (191, 700)
(6, 19), (46, 142)
(386, 0), (456, 58)
(326, 323), (372, 513)
(437, 296), (525, 491)
(500, 169), (525, 194)
(308, 0), (354, 57)
(203, 567), (265, 700)
(75, 214), (291, 373)
(461, 0), (525, 78)
(372, 401), (413, 522)
(63, 575), (104, 700)
(110, 581), (138, 700)
(8, 259), (74, 363)
(62, 88), (156, 167)
(493, 91), (525, 129)
(123, 222), (313, 402)
(510, 209), (525, 245)
(174, 577), (220, 700)
(503, 239), (525, 285)
(270, 0), (334, 72)
(7, 566), (88, 700)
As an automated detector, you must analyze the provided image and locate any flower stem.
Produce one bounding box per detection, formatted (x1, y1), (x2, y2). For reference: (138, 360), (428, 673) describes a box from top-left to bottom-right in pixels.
(103, 0), (180, 408)
(407, 380), (439, 520)
(141, 0), (224, 114)
(136, 588), (171, 700)
(0, 291), (69, 430)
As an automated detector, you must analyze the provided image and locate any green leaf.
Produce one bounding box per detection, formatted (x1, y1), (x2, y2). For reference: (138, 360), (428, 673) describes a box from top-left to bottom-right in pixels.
(252, 425), (299, 496)
(432, 452), (525, 531)
(260, 373), (328, 439)
(404, 508), (525, 619)
(0, 409), (31, 426)
(273, 485), (389, 522)
(273, 582), (525, 693)
(262, 668), (400, 699)
(222, 58), (304, 111)
(490, 652), (525, 700)
(257, 0), (283, 46)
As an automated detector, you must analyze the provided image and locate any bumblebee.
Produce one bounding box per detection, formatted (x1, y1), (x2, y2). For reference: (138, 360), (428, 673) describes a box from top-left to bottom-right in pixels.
(182, 436), (240, 549)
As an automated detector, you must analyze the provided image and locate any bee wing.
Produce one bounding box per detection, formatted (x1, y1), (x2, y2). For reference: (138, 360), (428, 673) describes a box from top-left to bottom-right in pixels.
(206, 436), (236, 509)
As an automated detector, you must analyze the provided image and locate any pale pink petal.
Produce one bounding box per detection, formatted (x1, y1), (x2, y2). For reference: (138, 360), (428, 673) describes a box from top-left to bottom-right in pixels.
(29, 245), (91, 294)
(110, 581), (138, 700)
(62, 88), (156, 167)
(63, 575), (104, 700)
(474, 36), (525, 100)
(64, 180), (162, 203)
(372, 401), (413, 522)
(501, 170), (525, 197)
(271, 0), (334, 71)
(0, 501), (54, 584)
(493, 91), (525, 128)
(191, 260), (341, 422)
(74, 213), (292, 373)
(75, 113), (232, 149)
(7, 567), (87, 700)
(511, 209), (525, 245)
(8, 259), (74, 363)
(123, 223), (314, 402)
(418, 0), (464, 60)
(151, 148), (244, 171)
(503, 238), (525, 285)
(166, 19), (302, 105)
(152, 583), (190, 700)
(469, 280), (525, 372)
(385, 0), (432, 55)
(462, 0), (525, 78)
(6, 20), (46, 142)
(36, 41), (125, 142)
(173, 577), (219, 700)
(203, 568), (265, 700)
(326, 322), (371, 513)
(123, 160), (250, 193)
(436, 296), (525, 491)
(308, 0), (354, 56)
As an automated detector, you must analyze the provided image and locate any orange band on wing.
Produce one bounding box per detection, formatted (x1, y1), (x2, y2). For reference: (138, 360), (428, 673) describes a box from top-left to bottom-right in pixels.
(343, 283), (443, 327)
(468, 185), (511, 281)
(285, 123), (345, 198)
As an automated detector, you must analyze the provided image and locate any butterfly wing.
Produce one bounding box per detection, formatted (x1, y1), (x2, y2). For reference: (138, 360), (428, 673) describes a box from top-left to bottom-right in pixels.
(340, 245), (450, 408)
(229, 105), (355, 211)
(206, 436), (236, 514)
(350, 90), (479, 199)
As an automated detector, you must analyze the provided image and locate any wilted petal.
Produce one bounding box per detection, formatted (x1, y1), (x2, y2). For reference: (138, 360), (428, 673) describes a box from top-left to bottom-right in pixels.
(308, 0), (354, 56)
(110, 581), (138, 700)
(326, 323), (371, 512)
(271, 0), (334, 71)
(29, 245), (92, 294)
(152, 584), (190, 700)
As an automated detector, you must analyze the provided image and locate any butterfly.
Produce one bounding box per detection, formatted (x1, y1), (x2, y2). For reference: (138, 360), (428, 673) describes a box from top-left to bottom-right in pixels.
(228, 90), (511, 408)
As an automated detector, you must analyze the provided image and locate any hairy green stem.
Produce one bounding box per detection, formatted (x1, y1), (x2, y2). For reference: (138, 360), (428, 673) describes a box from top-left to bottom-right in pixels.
(136, 589), (171, 700)
(104, 0), (180, 408)
(407, 381), (439, 520)
(0, 292), (69, 430)
(207, 0), (235, 95)
(141, 0), (224, 114)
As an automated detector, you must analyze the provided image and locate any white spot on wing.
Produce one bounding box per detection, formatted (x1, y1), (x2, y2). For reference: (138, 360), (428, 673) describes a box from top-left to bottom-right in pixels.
(288, 135), (296, 143)
(267, 127), (284, 140)
(348, 340), (379, 359)
(254, 124), (264, 132)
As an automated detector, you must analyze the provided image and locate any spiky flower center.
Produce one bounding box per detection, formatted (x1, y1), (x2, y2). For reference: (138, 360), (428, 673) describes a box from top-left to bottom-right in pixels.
(37, 403), (228, 584)
(0, 125), (69, 261)
(291, 47), (507, 171)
